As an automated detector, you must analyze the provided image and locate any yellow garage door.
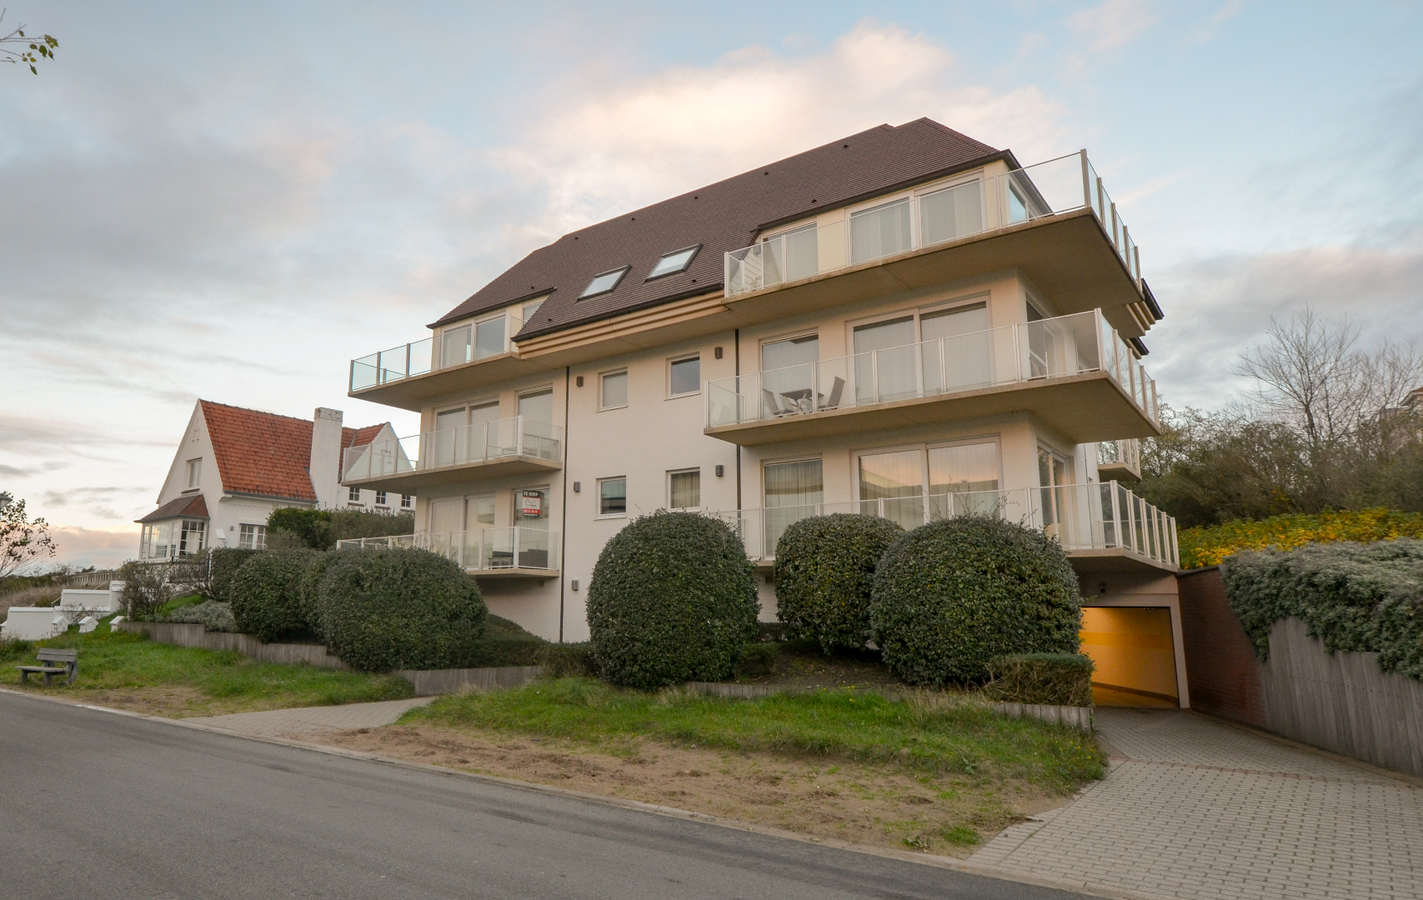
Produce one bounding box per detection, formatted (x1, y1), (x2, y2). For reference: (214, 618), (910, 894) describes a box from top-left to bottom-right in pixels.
(1080, 607), (1179, 708)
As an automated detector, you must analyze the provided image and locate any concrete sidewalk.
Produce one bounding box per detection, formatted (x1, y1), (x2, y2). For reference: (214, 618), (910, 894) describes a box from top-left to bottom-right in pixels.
(970, 708), (1423, 900)
(185, 696), (435, 739)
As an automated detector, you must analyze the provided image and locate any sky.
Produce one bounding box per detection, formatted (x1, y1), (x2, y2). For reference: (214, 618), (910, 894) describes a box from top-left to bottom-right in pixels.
(2, 1), (1420, 569)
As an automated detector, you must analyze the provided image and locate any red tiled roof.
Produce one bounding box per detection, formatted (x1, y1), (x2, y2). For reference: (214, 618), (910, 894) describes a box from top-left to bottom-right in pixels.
(434, 118), (1009, 338)
(137, 494), (209, 523)
(344, 424), (385, 449)
(201, 401), (319, 501)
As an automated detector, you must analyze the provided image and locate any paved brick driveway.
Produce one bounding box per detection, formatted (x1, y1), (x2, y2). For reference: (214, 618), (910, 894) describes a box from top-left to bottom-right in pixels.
(971, 708), (1423, 900)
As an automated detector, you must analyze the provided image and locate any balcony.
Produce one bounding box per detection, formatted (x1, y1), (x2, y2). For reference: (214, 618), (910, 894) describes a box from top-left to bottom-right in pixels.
(723, 151), (1151, 338)
(335, 527), (560, 579)
(714, 481), (1178, 574)
(348, 309), (539, 410)
(1097, 438), (1142, 481)
(705, 310), (1160, 446)
(341, 416), (562, 493)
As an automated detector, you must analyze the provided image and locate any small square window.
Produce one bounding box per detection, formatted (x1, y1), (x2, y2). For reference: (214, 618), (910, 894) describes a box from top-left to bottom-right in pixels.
(238, 524), (266, 550)
(348, 486), (361, 502)
(400, 494), (412, 509)
(601, 370), (628, 410)
(580, 267), (629, 299)
(375, 491), (387, 506)
(598, 477), (627, 517)
(668, 470), (700, 509)
(647, 245), (700, 279)
(668, 355), (700, 397)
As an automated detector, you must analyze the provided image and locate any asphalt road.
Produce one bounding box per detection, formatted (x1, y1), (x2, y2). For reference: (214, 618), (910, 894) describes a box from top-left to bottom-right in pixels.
(0, 691), (1094, 900)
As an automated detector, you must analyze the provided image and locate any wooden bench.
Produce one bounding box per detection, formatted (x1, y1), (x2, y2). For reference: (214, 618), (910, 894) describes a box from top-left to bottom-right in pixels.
(18, 648), (79, 686)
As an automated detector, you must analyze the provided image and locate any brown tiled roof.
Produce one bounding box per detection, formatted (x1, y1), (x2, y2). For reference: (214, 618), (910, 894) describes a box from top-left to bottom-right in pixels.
(137, 494), (208, 523)
(344, 424), (385, 448)
(434, 118), (1009, 338)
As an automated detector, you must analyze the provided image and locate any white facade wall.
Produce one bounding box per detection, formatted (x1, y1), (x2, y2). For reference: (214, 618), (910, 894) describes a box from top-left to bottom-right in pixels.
(404, 268), (1119, 642)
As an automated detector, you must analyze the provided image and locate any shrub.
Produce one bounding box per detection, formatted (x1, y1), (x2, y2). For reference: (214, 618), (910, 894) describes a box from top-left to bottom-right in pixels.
(328, 508), (415, 544)
(267, 507), (416, 551)
(117, 560), (173, 619)
(982, 653), (1095, 707)
(774, 513), (904, 654)
(1179, 507), (1423, 569)
(230, 549), (318, 642)
(464, 614), (547, 667)
(587, 511), (759, 689)
(535, 642), (596, 677)
(871, 516), (1083, 686)
(296, 549), (360, 642)
(316, 547), (488, 672)
(1221, 538), (1423, 680)
(166, 599), (238, 633)
(735, 642), (780, 676)
(208, 547), (259, 604)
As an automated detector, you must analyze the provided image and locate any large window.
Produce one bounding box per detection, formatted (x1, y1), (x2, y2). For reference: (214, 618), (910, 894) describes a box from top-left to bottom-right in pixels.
(238, 524), (266, 550)
(668, 469), (700, 509)
(919, 179), (984, 247)
(857, 440), (1001, 528)
(1038, 447), (1073, 536)
(763, 459), (823, 557)
(518, 389), (553, 423)
(600, 370), (628, 410)
(440, 314), (510, 369)
(668, 355), (700, 397)
(140, 518), (207, 560)
(850, 197), (912, 264)
(598, 477), (627, 517)
(852, 298), (992, 404)
(760, 334), (819, 418)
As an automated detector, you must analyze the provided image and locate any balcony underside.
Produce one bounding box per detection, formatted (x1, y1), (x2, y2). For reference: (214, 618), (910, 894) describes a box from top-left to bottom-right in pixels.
(1097, 461), (1141, 482)
(724, 208), (1148, 340)
(1069, 548), (1179, 575)
(342, 456), (562, 493)
(469, 566), (560, 581)
(705, 371), (1159, 447)
(349, 352), (555, 412)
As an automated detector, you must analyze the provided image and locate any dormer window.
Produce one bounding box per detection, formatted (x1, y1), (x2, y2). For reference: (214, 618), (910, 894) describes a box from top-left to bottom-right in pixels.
(647, 245), (700, 279)
(580, 267), (629, 299)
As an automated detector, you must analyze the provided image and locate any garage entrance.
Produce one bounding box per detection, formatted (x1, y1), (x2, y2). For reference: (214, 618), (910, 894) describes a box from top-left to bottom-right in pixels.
(1080, 607), (1180, 708)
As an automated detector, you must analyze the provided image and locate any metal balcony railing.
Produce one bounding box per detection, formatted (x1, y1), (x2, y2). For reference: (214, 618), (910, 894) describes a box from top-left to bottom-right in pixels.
(705, 309), (1160, 429)
(1097, 438), (1142, 471)
(349, 308), (525, 392)
(725, 150), (1141, 298)
(713, 480), (1177, 568)
(341, 416), (562, 482)
(335, 526), (560, 572)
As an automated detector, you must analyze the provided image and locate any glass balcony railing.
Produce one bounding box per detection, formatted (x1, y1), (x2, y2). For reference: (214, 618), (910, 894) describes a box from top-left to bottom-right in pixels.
(340, 416), (562, 482)
(713, 480), (1177, 568)
(335, 527), (560, 572)
(1097, 438), (1142, 472)
(349, 310), (524, 392)
(725, 150), (1142, 298)
(705, 309), (1160, 429)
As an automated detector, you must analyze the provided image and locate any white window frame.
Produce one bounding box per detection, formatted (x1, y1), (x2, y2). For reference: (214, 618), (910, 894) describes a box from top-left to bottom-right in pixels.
(596, 476), (628, 519)
(845, 291), (993, 347)
(851, 436), (1004, 504)
(375, 490), (387, 507)
(238, 524), (267, 551)
(185, 458), (201, 490)
(348, 486), (361, 503)
(400, 494), (412, 510)
(757, 330), (819, 372)
(666, 354), (701, 398)
(599, 369), (629, 411)
(666, 468), (701, 511)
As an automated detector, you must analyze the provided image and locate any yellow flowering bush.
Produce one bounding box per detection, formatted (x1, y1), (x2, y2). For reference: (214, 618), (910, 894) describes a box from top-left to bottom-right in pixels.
(1179, 508), (1423, 569)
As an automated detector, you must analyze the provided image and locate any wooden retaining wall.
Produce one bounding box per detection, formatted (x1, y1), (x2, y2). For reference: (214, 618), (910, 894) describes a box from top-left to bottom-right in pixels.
(1178, 567), (1423, 778)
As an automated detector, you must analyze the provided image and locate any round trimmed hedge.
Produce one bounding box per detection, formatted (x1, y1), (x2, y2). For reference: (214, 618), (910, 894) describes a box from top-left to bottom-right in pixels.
(208, 547), (260, 604)
(773, 513), (904, 654)
(298, 548), (360, 643)
(316, 546), (488, 672)
(229, 548), (318, 642)
(587, 511), (759, 689)
(870, 516), (1082, 686)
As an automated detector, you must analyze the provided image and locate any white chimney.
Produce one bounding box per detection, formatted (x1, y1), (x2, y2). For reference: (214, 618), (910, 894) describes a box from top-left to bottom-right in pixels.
(309, 407), (345, 507)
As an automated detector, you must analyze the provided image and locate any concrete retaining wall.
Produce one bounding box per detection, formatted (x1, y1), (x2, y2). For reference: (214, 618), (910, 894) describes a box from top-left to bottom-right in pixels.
(398, 666), (543, 697)
(1178, 566), (1423, 778)
(115, 621), (350, 670)
(989, 702), (1094, 732)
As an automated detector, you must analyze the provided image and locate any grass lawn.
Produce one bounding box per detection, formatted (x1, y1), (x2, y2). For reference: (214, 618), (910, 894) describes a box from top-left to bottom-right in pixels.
(320, 676), (1106, 855)
(0, 624), (412, 717)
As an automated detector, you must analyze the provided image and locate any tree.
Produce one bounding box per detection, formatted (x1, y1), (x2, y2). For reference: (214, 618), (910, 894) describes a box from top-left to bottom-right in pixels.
(1, 9), (58, 74)
(0, 492), (57, 578)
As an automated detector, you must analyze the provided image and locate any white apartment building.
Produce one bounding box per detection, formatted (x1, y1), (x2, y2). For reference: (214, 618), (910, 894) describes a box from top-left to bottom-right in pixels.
(341, 119), (1188, 707)
(137, 400), (409, 560)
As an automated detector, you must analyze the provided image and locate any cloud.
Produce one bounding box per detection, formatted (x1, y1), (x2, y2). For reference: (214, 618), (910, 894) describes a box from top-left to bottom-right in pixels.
(493, 22), (1069, 241)
(1147, 243), (1423, 409)
(45, 525), (139, 570)
(1069, 0), (1159, 51)
(1187, 0), (1247, 44)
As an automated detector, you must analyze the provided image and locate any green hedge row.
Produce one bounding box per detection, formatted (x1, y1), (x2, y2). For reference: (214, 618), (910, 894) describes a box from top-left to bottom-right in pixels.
(1221, 539), (1423, 680)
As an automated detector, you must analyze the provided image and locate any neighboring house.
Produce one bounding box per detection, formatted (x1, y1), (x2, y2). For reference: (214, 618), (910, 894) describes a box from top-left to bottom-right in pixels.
(136, 400), (411, 560)
(342, 119), (1188, 707)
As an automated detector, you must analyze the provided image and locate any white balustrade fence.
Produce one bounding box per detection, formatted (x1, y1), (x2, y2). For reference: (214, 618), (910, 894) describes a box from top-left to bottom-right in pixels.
(336, 526), (560, 572)
(341, 416), (562, 482)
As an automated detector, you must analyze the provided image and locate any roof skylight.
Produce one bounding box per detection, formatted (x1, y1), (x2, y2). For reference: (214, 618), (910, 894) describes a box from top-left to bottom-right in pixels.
(647, 245), (700, 279)
(580, 266), (630, 299)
